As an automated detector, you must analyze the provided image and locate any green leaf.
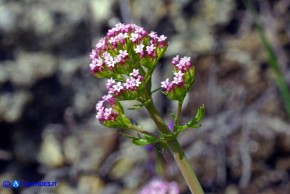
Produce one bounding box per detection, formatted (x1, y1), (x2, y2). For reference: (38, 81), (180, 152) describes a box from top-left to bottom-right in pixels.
(174, 104), (205, 133)
(144, 134), (158, 141)
(186, 104), (205, 127)
(128, 99), (152, 110)
(120, 131), (157, 146)
(132, 138), (152, 146)
(151, 87), (161, 94)
(128, 104), (144, 110)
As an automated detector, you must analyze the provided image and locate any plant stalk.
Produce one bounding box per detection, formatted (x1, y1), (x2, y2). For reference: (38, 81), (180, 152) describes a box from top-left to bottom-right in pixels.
(167, 139), (204, 194)
(175, 100), (183, 125)
(143, 93), (204, 193)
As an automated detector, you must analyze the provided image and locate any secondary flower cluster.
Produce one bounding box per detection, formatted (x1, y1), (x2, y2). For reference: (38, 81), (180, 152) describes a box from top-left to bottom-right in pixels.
(96, 94), (132, 128)
(105, 69), (144, 100)
(161, 55), (195, 101)
(95, 68), (144, 127)
(89, 23), (168, 79)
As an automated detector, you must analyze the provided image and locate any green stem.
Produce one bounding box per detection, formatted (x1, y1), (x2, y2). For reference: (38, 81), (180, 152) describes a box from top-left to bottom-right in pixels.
(144, 98), (170, 134)
(130, 125), (158, 138)
(143, 91), (204, 193)
(175, 100), (183, 125)
(167, 139), (204, 194)
(142, 90), (170, 134)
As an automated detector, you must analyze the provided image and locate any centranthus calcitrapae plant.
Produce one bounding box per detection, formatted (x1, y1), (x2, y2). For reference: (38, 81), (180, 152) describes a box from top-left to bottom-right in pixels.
(89, 23), (205, 194)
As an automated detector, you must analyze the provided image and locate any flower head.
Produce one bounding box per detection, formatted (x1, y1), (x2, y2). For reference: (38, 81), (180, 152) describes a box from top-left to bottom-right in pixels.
(106, 69), (144, 100)
(89, 23), (168, 78)
(96, 95), (132, 128)
(161, 55), (195, 101)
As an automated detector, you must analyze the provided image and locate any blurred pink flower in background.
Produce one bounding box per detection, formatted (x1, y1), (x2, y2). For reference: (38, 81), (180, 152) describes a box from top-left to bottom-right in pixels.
(139, 179), (180, 194)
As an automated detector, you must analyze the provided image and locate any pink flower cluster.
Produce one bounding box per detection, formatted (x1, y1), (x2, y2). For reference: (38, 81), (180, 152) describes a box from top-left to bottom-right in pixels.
(96, 94), (117, 123)
(90, 23), (169, 125)
(89, 23), (168, 76)
(161, 55), (191, 92)
(106, 69), (143, 96)
(139, 179), (180, 194)
(95, 69), (144, 123)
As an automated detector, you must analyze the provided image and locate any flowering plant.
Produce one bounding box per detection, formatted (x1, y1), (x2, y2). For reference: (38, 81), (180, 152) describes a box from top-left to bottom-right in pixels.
(89, 23), (204, 194)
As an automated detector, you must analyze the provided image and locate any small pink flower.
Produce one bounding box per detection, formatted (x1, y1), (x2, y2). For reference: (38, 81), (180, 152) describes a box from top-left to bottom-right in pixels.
(106, 78), (116, 90)
(134, 44), (144, 54)
(174, 71), (184, 79)
(146, 44), (155, 55)
(149, 31), (158, 39)
(102, 94), (113, 103)
(96, 100), (104, 110)
(133, 77), (142, 87)
(172, 76), (183, 85)
(130, 69), (140, 78)
(90, 50), (97, 60)
(105, 56), (115, 68)
(115, 22), (123, 30)
(157, 35), (167, 42)
(96, 109), (104, 120)
(116, 33), (128, 43)
(104, 108), (113, 119)
(124, 78), (135, 90)
(172, 55), (180, 65)
(113, 82), (123, 93)
(96, 38), (106, 49)
(89, 63), (96, 72)
(109, 36), (117, 44)
(161, 78), (172, 91)
(130, 33), (139, 42)
(119, 50), (128, 58)
(180, 56), (190, 64)
(136, 26), (146, 35)
(175, 56), (191, 71)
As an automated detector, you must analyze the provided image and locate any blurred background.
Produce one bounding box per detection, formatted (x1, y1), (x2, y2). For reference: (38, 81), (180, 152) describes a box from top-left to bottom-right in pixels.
(1, 0), (290, 193)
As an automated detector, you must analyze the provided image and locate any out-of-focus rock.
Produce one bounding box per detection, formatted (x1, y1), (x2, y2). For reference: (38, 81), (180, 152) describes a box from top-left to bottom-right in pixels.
(77, 175), (105, 194)
(165, 35), (187, 56)
(11, 52), (57, 86)
(200, 0), (234, 25)
(38, 131), (64, 167)
(26, 5), (54, 35)
(188, 20), (215, 53)
(58, 58), (85, 84)
(110, 142), (146, 179)
(225, 185), (239, 194)
(0, 188), (13, 194)
(63, 136), (80, 164)
(276, 157), (290, 171)
(132, 0), (167, 24)
(77, 129), (117, 172)
(56, 182), (78, 194)
(90, 0), (115, 23)
(0, 3), (17, 32)
(78, 147), (104, 172)
(0, 91), (31, 122)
